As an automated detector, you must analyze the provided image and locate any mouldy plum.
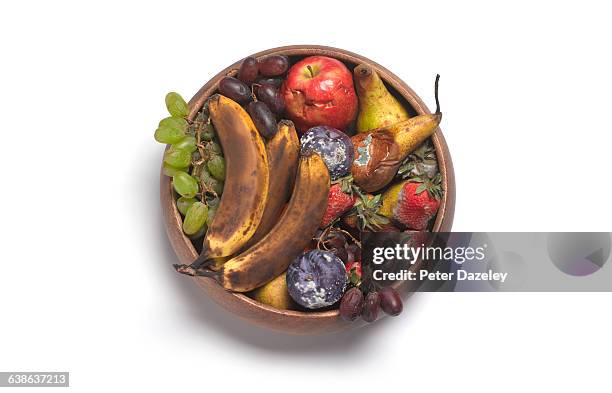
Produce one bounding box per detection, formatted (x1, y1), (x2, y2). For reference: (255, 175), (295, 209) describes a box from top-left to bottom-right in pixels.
(286, 250), (347, 309)
(300, 126), (354, 180)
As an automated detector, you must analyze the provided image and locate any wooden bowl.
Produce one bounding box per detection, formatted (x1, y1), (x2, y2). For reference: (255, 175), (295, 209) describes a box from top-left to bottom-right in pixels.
(160, 45), (455, 335)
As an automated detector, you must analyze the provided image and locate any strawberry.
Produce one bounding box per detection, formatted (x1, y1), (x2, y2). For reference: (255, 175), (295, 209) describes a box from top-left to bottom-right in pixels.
(381, 174), (442, 230)
(345, 261), (362, 286)
(320, 183), (357, 227)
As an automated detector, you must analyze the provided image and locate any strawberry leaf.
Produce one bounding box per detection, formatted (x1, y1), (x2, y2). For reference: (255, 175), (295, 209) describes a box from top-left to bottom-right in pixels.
(349, 268), (361, 286)
(398, 141), (439, 180)
(332, 174), (356, 196)
(354, 193), (389, 231)
(416, 183), (428, 194)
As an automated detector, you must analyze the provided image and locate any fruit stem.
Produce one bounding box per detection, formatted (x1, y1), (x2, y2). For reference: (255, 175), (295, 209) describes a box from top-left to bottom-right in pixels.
(190, 250), (214, 270)
(174, 264), (198, 276)
(306, 65), (314, 78)
(173, 264), (221, 279)
(434, 74), (440, 114)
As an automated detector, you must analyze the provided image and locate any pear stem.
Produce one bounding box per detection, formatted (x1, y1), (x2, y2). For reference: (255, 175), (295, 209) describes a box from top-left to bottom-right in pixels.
(434, 74), (441, 114)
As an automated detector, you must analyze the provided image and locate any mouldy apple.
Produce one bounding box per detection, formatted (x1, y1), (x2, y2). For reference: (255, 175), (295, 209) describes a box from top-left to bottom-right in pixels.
(281, 56), (357, 133)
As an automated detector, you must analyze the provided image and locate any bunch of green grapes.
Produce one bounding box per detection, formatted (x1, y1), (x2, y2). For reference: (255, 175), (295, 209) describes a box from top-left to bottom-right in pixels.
(154, 92), (225, 239)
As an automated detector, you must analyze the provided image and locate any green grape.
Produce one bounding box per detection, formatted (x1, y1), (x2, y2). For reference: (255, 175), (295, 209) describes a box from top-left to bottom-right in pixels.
(183, 202), (208, 235)
(206, 195), (220, 208)
(176, 196), (197, 215)
(162, 162), (188, 177)
(159, 116), (188, 131)
(165, 92), (189, 118)
(211, 180), (224, 196)
(164, 146), (191, 168)
(199, 166), (213, 182)
(173, 172), (199, 198)
(199, 167), (224, 195)
(207, 206), (217, 224)
(173, 136), (197, 153)
(208, 140), (222, 155)
(192, 150), (203, 164)
(155, 125), (184, 144)
(200, 123), (215, 141)
(195, 110), (208, 123)
(207, 155), (226, 181)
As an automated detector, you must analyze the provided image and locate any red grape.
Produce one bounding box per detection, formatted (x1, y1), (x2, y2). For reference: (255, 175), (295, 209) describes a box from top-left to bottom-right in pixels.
(325, 231), (347, 249)
(362, 291), (381, 322)
(218, 76), (251, 104)
(346, 243), (361, 262)
(258, 55), (289, 76)
(256, 84), (285, 114)
(339, 287), (364, 321)
(379, 287), (403, 316)
(256, 77), (284, 88)
(330, 247), (348, 263)
(247, 101), (277, 139)
(237, 57), (258, 84)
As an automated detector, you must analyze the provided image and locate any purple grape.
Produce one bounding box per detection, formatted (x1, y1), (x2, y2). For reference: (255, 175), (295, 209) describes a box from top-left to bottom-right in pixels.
(247, 101), (277, 139)
(237, 57), (258, 84)
(346, 243), (361, 262)
(218, 76), (251, 104)
(324, 231), (347, 249)
(339, 287), (364, 321)
(362, 291), (381, 322)
(379, 287), (403, 316)
(330, 247), (348, 263)
(286, 250), (347, 309)
(256, 84), (285, 114)
(256, 77), (283, 88)
(300, 126), (354, 179)
(257, 55), (289, 76)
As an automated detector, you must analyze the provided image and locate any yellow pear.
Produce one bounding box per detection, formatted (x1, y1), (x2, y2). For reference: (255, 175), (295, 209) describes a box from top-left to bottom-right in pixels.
(249, 272), (297, 310)
(354, 64), (410, 132)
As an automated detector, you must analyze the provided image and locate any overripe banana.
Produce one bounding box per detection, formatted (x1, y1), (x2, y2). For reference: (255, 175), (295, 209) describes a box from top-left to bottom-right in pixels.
(189, 94), (269, 267)
(242, 120), (299, 250)
(176, 153), (330, 292)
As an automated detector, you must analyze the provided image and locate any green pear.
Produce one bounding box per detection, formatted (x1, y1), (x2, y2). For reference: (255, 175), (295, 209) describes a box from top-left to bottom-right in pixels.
(354, 64), (410, 132)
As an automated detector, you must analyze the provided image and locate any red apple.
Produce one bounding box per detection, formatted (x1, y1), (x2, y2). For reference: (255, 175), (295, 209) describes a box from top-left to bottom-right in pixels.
(281, 56), (357, 133)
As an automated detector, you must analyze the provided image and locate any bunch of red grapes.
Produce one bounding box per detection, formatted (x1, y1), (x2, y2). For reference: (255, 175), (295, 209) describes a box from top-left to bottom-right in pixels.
(340, 286), (403, 323)
(217, 55), (289, 139)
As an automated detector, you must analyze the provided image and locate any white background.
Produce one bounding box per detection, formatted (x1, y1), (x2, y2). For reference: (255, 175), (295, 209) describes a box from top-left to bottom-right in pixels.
(1, 1), (611, 392)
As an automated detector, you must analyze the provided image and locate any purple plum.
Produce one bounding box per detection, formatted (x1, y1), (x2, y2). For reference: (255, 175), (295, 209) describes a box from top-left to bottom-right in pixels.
(300, 126), (354, 179)
(286, 250), (347, 309)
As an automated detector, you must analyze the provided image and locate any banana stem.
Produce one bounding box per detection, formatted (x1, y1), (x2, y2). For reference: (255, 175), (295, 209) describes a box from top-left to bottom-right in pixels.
(434, 74), (440, 114)
(173, 263), (220, 278)
(174, 264), (198, 276)
(191, 251), (213, 269)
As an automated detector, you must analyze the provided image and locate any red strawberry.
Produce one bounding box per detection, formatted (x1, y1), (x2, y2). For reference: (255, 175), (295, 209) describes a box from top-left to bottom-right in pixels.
(320, 183), (357, 227)
(345, 261), (362, 286)
(395, 176), (441, 230)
